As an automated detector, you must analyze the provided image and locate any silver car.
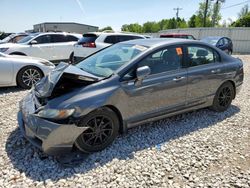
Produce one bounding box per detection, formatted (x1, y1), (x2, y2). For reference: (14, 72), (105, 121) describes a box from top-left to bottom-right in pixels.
(0, 53), (55, 88)
(18, 39), (244, 155)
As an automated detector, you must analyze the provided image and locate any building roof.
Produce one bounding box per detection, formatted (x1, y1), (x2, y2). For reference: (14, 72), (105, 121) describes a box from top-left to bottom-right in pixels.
(34, 22), (98, 28)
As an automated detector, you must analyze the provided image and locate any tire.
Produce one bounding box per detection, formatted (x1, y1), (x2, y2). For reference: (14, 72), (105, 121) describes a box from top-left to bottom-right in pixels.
(17, 66), (43, 89)
(211, 82), (235, 112)
(75, 107), (119, 153)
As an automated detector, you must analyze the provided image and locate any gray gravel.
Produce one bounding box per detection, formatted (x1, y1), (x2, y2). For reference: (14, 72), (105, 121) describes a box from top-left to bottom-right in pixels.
(0, 55), (250, 188)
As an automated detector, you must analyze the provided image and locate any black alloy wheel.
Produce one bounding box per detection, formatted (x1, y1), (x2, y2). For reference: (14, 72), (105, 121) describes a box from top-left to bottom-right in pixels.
(75, 107), (119, 153)
(211, 82), (234, 112)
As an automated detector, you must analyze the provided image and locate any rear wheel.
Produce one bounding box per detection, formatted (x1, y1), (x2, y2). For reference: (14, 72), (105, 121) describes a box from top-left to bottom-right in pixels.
(17, 66), (43, 89)
(211, 82), (235, 112)
(75, 107), (119, 153)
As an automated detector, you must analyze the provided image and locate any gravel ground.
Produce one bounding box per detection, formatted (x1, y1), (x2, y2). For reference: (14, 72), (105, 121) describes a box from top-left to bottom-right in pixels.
(0, 55), (249, 188)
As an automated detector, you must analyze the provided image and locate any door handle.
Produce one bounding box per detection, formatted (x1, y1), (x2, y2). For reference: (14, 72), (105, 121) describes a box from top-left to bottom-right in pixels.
(211, 69), (221, 74)
(173, 76), (185, 81)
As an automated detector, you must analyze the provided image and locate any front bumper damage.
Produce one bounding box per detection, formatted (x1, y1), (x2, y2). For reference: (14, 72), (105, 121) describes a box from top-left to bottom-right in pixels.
(18, 92), (88, 155)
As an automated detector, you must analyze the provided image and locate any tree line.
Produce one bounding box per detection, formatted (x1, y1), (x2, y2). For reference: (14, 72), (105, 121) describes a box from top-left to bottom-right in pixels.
(99, 3), (250, 33)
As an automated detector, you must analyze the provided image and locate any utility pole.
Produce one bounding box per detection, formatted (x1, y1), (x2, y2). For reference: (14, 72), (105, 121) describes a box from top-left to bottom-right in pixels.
(212, 0), (225, 27)
(174, 7), (183, 28)
(203, 0), (209, 27)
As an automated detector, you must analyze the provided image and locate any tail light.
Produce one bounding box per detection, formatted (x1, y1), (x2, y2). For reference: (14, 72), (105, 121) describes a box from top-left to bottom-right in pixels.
(82, 42), (96, 48)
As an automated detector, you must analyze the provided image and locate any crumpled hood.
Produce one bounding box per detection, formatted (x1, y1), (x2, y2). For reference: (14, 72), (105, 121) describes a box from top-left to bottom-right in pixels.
(35, 62), (100, 98)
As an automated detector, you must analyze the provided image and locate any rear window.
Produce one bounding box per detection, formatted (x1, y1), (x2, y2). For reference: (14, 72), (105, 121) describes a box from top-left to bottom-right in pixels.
(160, 35), (174, 38)
(78, 34), (98, 45)
(104, 36), (117, 44)
(67, 35), (79, 42)
(104, 35), (144, 44)
(51, 34), (67, 43)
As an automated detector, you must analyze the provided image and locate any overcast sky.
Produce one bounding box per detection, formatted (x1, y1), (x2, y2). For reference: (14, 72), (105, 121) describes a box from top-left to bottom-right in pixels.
(0, 0), (249, 32)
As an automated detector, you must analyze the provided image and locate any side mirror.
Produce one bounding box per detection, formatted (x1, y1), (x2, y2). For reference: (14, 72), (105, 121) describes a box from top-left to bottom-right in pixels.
(135, 66), (151, 86)
(30, 40), (38, 45)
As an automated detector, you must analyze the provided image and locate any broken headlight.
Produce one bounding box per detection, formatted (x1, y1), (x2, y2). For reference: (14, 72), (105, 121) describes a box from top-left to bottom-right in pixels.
(38, 109), (75, 120)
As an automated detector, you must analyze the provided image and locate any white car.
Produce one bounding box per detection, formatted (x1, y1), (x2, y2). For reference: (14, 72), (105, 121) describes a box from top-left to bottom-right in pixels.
(0, 32), (81, 63)
(73, 32), (146, 62)
(0, 52), (55, 89)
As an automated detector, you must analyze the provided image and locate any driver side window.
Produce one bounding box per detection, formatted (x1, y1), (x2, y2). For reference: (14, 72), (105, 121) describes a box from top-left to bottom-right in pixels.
(137, 46), (183, 75)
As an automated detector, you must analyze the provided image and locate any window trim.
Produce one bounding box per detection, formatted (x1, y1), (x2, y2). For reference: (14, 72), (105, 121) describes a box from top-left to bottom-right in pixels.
(183, 44), (221, 68)
(32, 34), (52, 44)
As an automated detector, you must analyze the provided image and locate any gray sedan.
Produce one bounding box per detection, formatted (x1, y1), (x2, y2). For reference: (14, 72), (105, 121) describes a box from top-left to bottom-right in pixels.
(18, 39), (244, 155)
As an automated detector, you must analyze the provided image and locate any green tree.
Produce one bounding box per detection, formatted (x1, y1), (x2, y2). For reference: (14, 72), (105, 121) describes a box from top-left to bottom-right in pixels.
(178, 18), (188, 28)
(238, 5), (249, 18)
(196, 1), (213, 27)
(232, 12), (250, 27)
(188, 15), (197, 27)
(121, 23), (143, 33)
(99, 26), (113, 32)
(142, 21), (160, 33)
(212, 2), (222, 26)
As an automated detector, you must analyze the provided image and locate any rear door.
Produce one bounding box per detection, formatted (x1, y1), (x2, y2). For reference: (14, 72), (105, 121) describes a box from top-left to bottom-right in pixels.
(121, 45), (188, 123)
(185, 44), (224, 106)
(51, 34), (78, 61)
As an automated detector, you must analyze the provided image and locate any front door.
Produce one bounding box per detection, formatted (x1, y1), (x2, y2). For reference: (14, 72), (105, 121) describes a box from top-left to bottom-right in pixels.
(120, 46), (188, 124)
(26, 34), (54, 61)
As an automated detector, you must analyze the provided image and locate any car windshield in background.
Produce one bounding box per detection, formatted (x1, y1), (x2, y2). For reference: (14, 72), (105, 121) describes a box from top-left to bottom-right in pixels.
(17, 33), (38, 44)
(201, 37), (220, 45)
(76, 43), (148, 77)
(78, 34), (98, 44)
(1, 34), (15, 42)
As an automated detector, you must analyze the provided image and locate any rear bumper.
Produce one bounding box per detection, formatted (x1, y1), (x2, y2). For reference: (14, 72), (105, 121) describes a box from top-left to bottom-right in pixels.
(18, 93), (88, 155)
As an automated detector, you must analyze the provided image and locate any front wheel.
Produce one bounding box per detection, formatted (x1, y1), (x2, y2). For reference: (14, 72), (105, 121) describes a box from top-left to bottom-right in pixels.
(211, 82), (235, 112)
(75, 107), (119, 153)
(17, 66), (43, 89)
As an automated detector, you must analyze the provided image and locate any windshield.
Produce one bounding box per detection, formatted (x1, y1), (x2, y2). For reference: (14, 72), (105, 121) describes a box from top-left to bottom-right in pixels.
(1, 34), (15, 42)
(76, 43), (148, 77)
(201, 37), (220, 45)
(17, 33), (38, 44)
(0, 52), (6, 57)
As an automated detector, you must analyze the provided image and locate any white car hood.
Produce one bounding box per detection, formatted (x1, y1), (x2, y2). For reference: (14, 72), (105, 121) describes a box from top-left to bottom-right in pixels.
(7, 54), (48, 62)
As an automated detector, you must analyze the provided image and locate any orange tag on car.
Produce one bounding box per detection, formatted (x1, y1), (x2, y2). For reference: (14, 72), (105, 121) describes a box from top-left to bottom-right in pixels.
(176, 47), (183, 55)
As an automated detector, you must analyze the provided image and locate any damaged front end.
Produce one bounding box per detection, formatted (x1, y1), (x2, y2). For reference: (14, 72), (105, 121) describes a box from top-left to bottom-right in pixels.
(18, 62), (101, 155)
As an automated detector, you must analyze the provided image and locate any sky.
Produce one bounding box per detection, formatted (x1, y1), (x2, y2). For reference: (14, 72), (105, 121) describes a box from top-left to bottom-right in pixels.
(0, 0), (249, 33)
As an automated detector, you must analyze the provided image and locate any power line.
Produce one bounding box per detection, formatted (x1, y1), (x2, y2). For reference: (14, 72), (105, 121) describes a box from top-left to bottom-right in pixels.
(221, 0), (250, 9)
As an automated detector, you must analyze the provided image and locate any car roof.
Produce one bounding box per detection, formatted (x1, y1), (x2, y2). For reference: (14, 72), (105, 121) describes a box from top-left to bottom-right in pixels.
(37, 32), (80, 36)
(84, 32), (145, 37)
(160, 33), (193, 36)
(121, 38), (199, 48)
(202, 36), (225, 39)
